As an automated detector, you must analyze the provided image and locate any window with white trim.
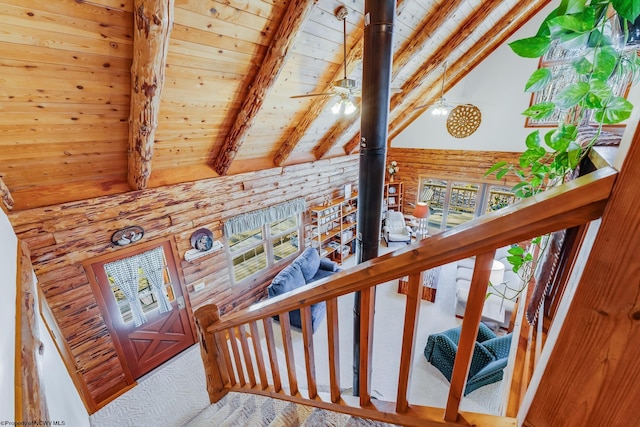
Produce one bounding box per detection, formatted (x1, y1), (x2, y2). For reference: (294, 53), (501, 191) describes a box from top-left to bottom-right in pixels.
(224, 199), (305, 285)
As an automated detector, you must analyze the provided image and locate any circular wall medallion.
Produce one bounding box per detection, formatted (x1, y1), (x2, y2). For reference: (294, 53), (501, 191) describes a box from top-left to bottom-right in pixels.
(446, 104), (481, 138)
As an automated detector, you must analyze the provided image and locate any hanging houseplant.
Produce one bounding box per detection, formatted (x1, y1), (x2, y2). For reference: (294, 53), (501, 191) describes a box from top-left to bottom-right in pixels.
(485, 0), (640, 288)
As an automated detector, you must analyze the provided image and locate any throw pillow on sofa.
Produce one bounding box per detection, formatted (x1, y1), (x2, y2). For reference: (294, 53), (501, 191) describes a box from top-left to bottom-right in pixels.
(293, 246), (321, 281)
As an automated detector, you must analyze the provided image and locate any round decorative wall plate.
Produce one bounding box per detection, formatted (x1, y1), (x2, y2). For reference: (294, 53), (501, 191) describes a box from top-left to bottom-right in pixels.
(446, 104), (481, 138)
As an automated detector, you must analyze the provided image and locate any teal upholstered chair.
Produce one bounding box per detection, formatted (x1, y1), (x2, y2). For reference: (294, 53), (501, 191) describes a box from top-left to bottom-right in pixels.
(424, 323), (512, 395)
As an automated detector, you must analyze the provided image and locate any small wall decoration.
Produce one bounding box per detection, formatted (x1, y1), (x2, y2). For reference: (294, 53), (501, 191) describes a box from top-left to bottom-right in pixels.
(446, 104), (482, 138)
(111, 226), (144, 246)
(185, 228), (223, 262)
(190, 228), (214, 252)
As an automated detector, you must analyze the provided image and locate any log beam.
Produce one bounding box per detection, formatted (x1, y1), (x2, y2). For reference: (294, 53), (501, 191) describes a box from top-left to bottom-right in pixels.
(16, 241), (49, 422)
(0, 175), (14, 212)
(212, 0), (319, 175)
(128, 0), (175, 190)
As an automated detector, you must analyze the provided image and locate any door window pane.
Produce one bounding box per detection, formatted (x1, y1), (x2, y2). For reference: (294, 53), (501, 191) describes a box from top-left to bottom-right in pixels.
(446, 182), (478, 229)
(107, 260), (173, 324)
(419, 179), (447, 231)
(486, 185), (517, 213)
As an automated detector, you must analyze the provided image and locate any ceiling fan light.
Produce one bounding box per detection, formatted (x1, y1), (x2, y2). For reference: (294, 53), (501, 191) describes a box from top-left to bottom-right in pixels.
(431, 99), (451, 116)
(344, 100), (356, 115)
(332, 96), (356, 115)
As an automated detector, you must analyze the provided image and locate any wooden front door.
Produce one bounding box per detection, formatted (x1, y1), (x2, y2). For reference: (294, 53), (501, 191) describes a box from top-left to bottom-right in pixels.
(89, 239), (196, 380)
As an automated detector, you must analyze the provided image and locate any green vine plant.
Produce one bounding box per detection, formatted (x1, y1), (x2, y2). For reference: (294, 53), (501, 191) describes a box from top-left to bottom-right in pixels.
(485, 0), (640, 299)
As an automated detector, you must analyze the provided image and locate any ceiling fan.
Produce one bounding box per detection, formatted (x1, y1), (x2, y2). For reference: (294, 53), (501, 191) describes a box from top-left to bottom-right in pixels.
(414, 60), (466, 116)
(290, 6), (360, 115)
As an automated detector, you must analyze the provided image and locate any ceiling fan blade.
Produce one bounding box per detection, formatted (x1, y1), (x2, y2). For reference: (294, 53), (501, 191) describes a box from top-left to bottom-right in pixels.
(289, 92), (335, 99)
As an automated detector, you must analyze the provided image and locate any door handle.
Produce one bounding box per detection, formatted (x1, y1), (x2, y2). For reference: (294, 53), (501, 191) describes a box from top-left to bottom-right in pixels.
(177, 295), (185, 309)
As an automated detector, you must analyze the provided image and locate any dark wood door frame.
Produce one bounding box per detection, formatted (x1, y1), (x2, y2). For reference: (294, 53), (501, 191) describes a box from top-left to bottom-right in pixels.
(84, 236), (197, 383)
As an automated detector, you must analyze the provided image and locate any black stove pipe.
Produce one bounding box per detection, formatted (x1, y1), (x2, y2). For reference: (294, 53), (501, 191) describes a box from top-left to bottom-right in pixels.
(353, 0), (395, 397)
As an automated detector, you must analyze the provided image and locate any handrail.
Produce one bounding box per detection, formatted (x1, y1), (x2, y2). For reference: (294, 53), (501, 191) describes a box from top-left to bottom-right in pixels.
(195, 166), (617, 427)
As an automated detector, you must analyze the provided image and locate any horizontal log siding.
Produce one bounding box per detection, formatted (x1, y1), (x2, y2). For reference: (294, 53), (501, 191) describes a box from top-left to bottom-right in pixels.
(387, 148), (522, 212)
(7, 155), (359, 411)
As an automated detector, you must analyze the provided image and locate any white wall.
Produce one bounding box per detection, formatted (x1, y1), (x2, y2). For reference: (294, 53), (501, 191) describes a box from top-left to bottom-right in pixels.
(0, 208), (89, 425)
(0, 210), (18, 421)
(392, 3), (555, 152)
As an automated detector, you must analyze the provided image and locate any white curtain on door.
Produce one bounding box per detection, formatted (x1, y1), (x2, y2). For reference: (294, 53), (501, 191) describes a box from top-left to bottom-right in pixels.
(105, 256), (148, 327)
(139, 247), (173, 314)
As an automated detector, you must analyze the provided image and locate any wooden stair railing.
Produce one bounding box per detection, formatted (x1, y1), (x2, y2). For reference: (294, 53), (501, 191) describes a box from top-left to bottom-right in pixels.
(195, 166), (617, 427)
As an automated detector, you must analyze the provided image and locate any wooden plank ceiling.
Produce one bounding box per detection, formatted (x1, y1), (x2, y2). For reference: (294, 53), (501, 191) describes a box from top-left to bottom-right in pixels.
(0, 0), (549, 211)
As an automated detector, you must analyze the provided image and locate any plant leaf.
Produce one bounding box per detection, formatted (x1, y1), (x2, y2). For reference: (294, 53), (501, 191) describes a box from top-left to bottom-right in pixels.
(523, 102), (556, 119)
(553, 81), (590, 109)
(525, 68), (553, 92)
(525, 130), (541, 149)
(594, 96), (634, 124)
(573, 57), (593, 75)
(592, 46), (618, 80)
(549, 9), (596, 34)
(509, 36), (552, 58)
(485, 161), (508, 176)
(496, 168), (509, 180)
(567, 141), (582, 169)
(612, 0), (640, 22)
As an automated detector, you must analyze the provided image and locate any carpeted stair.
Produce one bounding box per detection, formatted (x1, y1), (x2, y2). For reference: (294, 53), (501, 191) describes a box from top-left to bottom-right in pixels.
(185, 392), (397, 427)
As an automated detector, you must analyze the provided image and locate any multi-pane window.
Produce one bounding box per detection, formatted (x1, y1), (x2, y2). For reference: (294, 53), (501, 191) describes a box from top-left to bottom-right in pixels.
(228, 214), (301, 284)
(418, 178), (517, 232)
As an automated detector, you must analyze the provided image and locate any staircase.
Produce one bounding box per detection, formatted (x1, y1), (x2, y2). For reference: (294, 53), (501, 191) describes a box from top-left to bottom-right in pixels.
(194, 166), (617, 427)
(186, 392), (395, 426)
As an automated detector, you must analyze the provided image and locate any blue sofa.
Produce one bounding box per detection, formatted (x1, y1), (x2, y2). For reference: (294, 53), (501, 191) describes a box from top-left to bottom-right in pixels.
(424, 323), (512, 395)
(267, 247), (339, 332)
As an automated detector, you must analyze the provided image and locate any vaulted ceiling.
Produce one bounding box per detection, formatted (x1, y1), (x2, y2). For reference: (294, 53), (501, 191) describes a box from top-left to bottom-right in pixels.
(0, 0), (550, 211)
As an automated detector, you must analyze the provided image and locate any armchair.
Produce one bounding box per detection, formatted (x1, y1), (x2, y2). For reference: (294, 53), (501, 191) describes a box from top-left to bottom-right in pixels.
(424, 323), (512, 395)
(383, 211), (412, 245)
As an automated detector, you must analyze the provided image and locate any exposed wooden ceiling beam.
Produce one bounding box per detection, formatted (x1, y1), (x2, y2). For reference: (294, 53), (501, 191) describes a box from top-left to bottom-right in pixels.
(0, 176), (14, 212)
(391, 0), (466, 80)
(128, 0), (175, 190)
(212, 0), (319, 175)
(312, 0), (465, 159)
(388, 0), (551, 140)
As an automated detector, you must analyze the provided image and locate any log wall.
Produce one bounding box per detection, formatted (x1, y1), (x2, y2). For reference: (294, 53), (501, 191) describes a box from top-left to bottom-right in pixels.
(7, 155), (359, 412)
(387, 148), (522, 211)
(6, 148), (520, 411)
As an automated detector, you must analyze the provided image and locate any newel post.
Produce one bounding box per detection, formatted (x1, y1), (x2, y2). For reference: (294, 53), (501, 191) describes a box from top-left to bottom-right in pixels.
(194, 304), (228, 403)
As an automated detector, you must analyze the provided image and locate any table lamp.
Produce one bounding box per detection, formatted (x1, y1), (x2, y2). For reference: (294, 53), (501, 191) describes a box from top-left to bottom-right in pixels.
(413, 202), (429, 240)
